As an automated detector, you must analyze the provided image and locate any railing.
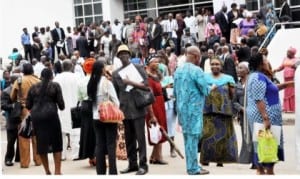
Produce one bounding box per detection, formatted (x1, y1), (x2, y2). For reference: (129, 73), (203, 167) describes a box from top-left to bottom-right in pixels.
(259, 21), (300, 51)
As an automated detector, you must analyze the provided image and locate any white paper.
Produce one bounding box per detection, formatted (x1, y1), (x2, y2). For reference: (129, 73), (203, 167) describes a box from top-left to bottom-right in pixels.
(252, 122), (282, 144)
(118, 63), (144, 91)
(166, 88), (174, 98)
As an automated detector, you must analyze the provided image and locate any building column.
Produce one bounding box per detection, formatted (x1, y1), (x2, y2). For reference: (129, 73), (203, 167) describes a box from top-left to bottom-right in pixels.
(102, 0), (124, 22)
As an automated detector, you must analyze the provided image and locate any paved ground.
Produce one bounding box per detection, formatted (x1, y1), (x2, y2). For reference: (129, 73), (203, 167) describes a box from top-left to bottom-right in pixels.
(1, 113), (299, 175)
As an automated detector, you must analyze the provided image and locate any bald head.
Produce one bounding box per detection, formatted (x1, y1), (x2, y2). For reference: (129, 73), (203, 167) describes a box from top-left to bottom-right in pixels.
(186, 46), (201, 65)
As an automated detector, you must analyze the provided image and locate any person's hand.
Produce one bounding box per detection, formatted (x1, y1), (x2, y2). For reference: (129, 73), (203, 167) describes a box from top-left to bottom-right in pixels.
(211, 84), (217, 91)
(122, 76), (133, 86)
(149, 115), (158, 126)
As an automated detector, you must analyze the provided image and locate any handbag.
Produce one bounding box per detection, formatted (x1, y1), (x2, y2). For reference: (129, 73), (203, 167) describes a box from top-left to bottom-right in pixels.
(257, 129), (279, 163)
(18, 114), (32, 138)
(98, 78), (124, 123)
(98, 101), (125, 123)
(131, 88), (155, 108)
(71, 101), (81, 128)
(149, 124), (162, 144)
(10, 77), (23, 119)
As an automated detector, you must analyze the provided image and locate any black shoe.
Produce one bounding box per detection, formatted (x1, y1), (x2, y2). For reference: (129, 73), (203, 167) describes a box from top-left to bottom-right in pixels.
(136, 168), (148, 175)
(216, 163), (223, 167)
(5, 161), (14, 166)
(120, 166), (139, 174)
(152, 160), (168, 165)
(201, 162), (209, 166)
(250, 164), (257, 170)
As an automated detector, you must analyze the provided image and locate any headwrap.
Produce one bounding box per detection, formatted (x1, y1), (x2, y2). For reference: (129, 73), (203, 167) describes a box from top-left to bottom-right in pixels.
(145, 54), (159, 66)
(83, 58), (95, 74)
(288, 46), (297, 56)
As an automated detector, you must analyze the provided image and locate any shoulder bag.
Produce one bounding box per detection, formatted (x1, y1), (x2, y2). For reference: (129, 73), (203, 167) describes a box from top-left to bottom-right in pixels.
(98, 78), (124, 123)
(130, 87), (155, 108)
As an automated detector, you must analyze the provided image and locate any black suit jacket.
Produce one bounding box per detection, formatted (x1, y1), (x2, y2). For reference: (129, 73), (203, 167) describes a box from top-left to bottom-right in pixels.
(76, 36), (89, 58)
(51, 28), (65, 43)
(222, 54), (238, 82)
(215, 11), (230, 34)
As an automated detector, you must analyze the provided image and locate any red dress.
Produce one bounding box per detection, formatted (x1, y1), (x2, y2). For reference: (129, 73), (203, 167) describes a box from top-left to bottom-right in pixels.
(146, 76), (168, 145)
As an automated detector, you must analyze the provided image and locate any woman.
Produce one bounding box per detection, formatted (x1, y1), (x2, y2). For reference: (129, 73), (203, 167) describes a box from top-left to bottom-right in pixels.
(145, 55), (168, 164)
(200, 57), (238, 167)
(26, 68), (65, 175)
(246, 53), (293, 175)
(239, 12), (257, 36)
(78, 58), (96, 166)
(87, 60), (120, 175)
(232, 62), (255, 168)
(273, 47), (299, 113)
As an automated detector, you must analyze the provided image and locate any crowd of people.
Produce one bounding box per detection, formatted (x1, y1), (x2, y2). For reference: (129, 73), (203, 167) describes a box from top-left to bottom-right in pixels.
(1, 0), (300, 175)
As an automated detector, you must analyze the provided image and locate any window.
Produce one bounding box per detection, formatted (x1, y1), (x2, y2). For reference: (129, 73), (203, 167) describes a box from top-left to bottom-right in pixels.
(94, 3), (102, 15)
(74, 0), (102, 26)
(94, 16), (103, 24)
(158, 0), (191, 6)
(84, 4), (93, 16)
(123, 0), (155, 11)
(74, 0), (82, 5)
(75, 5), (83, 17)
(291, 0), (300, 6)
(246, 0), (259, 11)
(158, 5), (193, 17)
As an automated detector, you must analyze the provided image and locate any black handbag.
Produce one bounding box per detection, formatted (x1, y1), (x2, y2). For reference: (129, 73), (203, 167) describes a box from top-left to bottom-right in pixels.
(131, 88), (155, 108)
(18, 114), (32, 138)
(71, 101), (81, 128)
(80, 98), (93, 117)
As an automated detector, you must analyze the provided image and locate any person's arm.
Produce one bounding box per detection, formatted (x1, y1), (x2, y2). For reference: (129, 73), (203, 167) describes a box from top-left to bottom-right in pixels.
(147, 104), (158, 126)
(122, 65), (149, 90)
(107, 80), (120, 107)
(277, 81), (294, 91)
(232, 87), (244, 113)
(1, 91), (14, 111)
(55, 83), (65, 110)
(256, 100), (271, 129)
(25, 87), (34, 110)
(10, 81), (18, 102)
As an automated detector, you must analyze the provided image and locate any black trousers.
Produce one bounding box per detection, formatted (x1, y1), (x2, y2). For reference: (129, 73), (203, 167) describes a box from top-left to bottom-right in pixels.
(123, 117), (148, 170)
(5, 129), (20, 162)
(23, 44), (32, 62)
(93, 120), (118, 175)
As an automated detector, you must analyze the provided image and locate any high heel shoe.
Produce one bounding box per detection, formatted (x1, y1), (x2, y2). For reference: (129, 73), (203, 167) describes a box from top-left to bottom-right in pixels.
(150, 159), (168, 165)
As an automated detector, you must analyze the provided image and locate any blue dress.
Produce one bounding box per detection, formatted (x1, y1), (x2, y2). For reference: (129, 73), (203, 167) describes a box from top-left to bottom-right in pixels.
(200, 73), (238, 164)
(246, 72), (284, 167)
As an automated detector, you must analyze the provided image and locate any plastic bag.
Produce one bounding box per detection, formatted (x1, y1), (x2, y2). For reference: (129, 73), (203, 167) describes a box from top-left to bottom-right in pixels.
(149, 124), (162, 144)
(257, 129), (279, 163)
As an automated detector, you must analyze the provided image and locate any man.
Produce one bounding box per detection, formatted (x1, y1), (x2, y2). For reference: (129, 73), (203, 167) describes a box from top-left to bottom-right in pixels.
(181, 28), (197, 48)
(149, 17), (163, 51)
(76, 32), (89, 58)
(184, 11), (198, 42)
(221, 45), (238, 82)
(54, 59), (80, 161)
(51, 21), (67, 59)
(215, 5), (231, 43)
(111, 19), (123, 41)
(21, 28), (32, 62)
(109, 34), (122, 61)
(112, 44), (149, 175)
(174, 46), (210, 175)
(1, 75), (20, 166)
(10, 63), (41, 168)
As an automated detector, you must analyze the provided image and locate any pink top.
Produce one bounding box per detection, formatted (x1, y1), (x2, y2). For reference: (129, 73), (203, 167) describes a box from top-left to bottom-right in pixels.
(205, 22), (222, 38)
(280, 57), (299, 78)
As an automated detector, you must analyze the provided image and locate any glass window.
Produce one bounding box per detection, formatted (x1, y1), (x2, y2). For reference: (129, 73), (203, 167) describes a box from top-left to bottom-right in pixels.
(75, 18), (84, 26)
(246, 0), (258, 11)
(94, 3), (102, 15)
(74, 0), (82, 5)
(84, 4), (93, 16)
(94, 16), (103, 24)
(291, 0), (300, 6)
(274, 0), (283, 8)
(93, 0), (101, 2)
(124, 2), (138, 11)
(158, 5), (192, 17)
(84, 0), (92, 3)
(75, 5), (83, 17)
(291, 9), (300, 21)
(158, 0), (191, 7)
(85, 17), (93, 25)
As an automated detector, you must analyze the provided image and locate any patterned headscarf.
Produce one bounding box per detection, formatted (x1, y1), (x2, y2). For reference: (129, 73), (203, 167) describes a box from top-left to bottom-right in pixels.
(288, 47), (297, 56)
